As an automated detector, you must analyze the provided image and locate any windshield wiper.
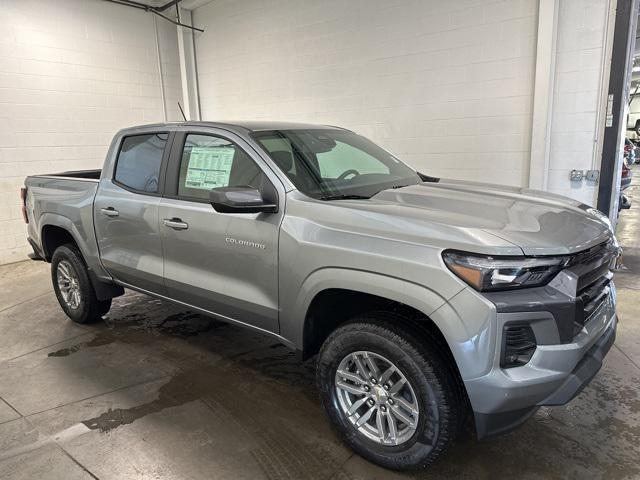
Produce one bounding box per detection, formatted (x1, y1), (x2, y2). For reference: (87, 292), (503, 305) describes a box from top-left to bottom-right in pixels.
(368, 184), (411, 197)
(320, 194), (371, 201)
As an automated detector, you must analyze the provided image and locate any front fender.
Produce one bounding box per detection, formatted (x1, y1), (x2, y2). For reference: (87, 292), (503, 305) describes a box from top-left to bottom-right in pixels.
(294, 268), (450, 324)
(283, 267), (496, 382)
(283, 266), (462, 346)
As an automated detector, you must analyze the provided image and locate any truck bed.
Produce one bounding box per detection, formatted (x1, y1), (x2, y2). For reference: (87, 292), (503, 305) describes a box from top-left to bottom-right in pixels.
(30, 169), (102, 180)
(24, 172), (101, 268)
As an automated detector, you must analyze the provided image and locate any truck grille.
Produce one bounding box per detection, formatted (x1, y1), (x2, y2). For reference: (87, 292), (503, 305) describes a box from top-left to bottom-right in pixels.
(484, 238), (618, 345)
(580, 276), (611, 317)
(570, 240), (617, 337)
(569, 240), (613, 266)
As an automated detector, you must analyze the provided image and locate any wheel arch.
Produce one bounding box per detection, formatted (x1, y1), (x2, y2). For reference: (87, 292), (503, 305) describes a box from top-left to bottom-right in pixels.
(40, 216), (123, 300)
(40, 214), (92, 262)
(41, 224), (78, 261)
(293, 268), (466, 363)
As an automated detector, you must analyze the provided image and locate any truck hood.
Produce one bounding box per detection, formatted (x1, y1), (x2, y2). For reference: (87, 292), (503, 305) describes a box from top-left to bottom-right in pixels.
(354, 179), (614, 255)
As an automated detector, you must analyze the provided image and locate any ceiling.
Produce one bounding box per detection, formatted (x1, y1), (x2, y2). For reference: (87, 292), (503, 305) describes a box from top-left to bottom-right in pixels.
(118, 0), (213, 10)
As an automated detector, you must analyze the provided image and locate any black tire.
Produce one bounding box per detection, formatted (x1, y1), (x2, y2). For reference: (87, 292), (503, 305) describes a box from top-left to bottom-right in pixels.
(635, 120), (640, 136)
(51, 244), (111, 324)
(316, 312), (463, 470)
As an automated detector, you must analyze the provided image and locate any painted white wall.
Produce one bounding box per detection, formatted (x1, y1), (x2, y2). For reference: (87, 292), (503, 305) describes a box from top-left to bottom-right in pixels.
(194, 0), (538, 185)
(0, 0), (182, 264)
(193, 0), (614, 206)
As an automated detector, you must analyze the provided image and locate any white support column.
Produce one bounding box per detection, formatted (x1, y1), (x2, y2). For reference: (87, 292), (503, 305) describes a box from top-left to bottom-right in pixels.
(177, 8), (201, 121)
(528, 0), (559, 190)
(153, 15), (168, 122)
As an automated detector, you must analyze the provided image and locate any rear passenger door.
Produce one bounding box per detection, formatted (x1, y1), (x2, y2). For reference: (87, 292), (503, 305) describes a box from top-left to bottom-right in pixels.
(94, 131), (172, 294)
(158, 129), (284, 333)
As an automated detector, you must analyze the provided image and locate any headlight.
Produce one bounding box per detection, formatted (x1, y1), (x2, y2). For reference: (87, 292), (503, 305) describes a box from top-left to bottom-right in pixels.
(442, 251), (569, 291)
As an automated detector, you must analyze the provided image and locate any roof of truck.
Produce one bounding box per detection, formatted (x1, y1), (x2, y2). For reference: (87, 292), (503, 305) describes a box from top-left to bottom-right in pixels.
(121, 121), (348, 134)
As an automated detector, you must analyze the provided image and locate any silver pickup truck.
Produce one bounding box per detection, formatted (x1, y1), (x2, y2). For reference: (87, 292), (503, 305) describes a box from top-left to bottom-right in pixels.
(23, 121), (619, 470)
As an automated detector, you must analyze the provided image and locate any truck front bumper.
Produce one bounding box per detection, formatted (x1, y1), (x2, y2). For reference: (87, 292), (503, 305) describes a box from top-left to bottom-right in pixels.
(465, 286), (617, 439)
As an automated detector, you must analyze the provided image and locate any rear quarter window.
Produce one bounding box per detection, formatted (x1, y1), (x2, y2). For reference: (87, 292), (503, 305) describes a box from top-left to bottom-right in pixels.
(114, 133), (168, 193)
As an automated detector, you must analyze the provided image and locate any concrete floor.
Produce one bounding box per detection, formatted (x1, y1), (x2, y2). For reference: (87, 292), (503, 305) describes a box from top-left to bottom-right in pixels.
(0, 175), (639, 480)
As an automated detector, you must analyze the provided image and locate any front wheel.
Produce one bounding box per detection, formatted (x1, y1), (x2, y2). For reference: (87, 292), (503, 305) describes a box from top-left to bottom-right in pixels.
(51, 244), (111, 324)
(316, 313), (463, 470)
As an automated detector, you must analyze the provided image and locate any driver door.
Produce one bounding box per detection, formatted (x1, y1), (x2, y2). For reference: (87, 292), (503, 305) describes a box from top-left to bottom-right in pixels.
(158, 129), (284, 333)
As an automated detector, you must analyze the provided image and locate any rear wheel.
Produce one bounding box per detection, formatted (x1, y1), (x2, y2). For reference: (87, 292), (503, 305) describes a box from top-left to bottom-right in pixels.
(51, 244), (111, 324)
(316, 313), (463, 470)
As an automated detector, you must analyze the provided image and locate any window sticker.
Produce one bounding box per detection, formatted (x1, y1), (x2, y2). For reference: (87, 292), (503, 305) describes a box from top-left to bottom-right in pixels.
(184, 146), (235, 190)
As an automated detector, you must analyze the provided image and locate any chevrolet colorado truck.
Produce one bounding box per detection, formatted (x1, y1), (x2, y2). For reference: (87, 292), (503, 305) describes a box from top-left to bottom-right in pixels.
(23, 121), (619, 470)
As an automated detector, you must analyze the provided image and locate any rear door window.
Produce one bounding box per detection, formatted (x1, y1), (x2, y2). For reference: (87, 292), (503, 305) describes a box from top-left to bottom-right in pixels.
(114, 133), (168, 193)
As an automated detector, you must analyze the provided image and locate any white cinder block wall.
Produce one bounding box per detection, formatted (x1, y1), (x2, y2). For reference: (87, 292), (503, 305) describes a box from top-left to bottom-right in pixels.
(0, 0), (182, 264)
(0, 0), (615, 265)
(193, 0), (538, 185)
(193, 0), (612, 206)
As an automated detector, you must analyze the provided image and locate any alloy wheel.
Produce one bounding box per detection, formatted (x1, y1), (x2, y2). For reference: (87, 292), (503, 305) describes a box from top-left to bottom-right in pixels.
(56, 260), (81, 309)
(335, 351), (431, 446)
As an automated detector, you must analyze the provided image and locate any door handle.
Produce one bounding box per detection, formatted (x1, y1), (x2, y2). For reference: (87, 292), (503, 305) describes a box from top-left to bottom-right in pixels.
(163, 218), (189, 230)
(100, 207), (119, 217)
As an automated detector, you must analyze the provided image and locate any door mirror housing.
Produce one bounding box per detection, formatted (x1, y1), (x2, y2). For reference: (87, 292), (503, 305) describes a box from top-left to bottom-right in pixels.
(209, 186), (278, 214)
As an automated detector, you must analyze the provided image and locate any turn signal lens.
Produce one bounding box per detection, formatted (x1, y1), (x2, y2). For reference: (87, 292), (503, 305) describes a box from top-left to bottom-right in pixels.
(448, 263), (483, 290)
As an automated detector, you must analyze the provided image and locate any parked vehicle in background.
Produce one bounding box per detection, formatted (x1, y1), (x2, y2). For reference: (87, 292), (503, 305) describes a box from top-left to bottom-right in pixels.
(628, 93), (640, 136)
(22, 121), (620, 470)
(624, 138), (636, 165)
(621, 160), (633, 191)
(632, 139), (640, 164)
(620, 159), (632, 212)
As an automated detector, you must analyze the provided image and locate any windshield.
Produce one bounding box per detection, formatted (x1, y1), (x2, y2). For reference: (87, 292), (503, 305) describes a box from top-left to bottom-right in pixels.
(252, 129), (421, 200)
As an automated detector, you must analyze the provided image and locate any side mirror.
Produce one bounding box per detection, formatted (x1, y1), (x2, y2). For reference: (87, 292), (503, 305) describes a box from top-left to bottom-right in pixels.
(209, 186), (278, 214)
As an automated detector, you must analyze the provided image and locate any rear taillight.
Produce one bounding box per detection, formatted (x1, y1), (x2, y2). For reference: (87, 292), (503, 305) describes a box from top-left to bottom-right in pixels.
(20, 187), (28, 224)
